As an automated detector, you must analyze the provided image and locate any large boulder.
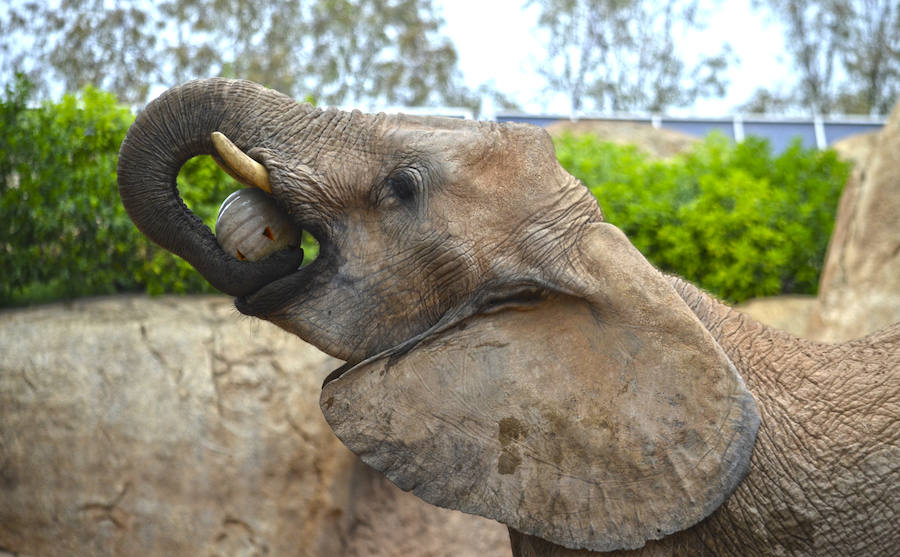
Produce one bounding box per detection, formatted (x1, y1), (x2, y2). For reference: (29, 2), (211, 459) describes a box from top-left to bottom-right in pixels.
(545, 120), (698, 158)
(735, 295), (818, 338)
(809, 102), (900, 342)
(0, 296), (511, 556)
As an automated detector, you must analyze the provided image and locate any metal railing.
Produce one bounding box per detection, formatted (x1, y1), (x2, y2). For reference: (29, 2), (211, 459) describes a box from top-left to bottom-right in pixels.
(495, 113), (886, 152)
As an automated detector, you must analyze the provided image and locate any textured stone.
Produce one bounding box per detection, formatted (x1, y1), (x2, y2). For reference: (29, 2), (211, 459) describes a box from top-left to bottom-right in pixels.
(830, 128), (879, 168)
(0, 295), (511, 557)
(546, 120), (699, 158)
(810, 101), (900, 342)
(735, 295), (818, 338)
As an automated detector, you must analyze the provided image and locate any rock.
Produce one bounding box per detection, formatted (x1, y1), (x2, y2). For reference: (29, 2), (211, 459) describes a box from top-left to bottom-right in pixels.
(810, 101), (900, 342)
(830, 129), (879, 168)
(735, 295), (818, 338)
(546, 120), (699, 158)
(0, 296), (511, 557)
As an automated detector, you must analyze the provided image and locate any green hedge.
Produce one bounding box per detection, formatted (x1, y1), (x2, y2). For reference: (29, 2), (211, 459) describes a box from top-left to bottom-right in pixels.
(555, 133), (850, 302)
(0, 77), (239, 304)
(1, 78), (850, 306)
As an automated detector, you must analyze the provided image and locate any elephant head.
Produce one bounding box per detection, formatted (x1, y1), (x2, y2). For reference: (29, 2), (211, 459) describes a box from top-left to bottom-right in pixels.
(118, 79), (759, 552)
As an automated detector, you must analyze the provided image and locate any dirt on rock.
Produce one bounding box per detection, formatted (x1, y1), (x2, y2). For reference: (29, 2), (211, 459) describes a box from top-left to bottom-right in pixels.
(0, 295), (511, 557)
(809, 102), (900, 342)
(735, 295), (819, 339)
(546, 119), (699, 158)
(3, 107), (896, 555)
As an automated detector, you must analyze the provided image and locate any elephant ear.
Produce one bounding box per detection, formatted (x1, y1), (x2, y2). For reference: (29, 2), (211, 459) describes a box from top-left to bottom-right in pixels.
(320, 223), (760, 552)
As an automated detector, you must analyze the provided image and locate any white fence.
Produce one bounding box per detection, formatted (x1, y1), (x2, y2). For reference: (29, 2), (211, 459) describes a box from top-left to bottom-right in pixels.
(495, 113), (885, 152)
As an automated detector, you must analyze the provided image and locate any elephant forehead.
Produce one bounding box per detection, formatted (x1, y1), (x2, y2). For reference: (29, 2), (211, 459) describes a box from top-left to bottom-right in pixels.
(321, 295), (758, 552)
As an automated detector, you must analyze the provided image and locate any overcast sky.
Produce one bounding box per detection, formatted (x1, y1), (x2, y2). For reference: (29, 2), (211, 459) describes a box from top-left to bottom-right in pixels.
(439, 0), (792, 116)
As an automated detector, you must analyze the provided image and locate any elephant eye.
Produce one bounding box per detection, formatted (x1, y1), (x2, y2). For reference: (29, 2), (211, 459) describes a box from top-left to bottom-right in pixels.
(386, 170), (418, 203)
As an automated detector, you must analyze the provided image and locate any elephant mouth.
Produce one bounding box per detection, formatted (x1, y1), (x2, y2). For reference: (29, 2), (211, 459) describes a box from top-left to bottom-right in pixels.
(206, 138), (333, 319)
(208, 130), (550, 374)
(231, 236), (329, 317)
(231, 224), (550, 384)
(229, 204), (550, 380)
(233, 266), (308, 316)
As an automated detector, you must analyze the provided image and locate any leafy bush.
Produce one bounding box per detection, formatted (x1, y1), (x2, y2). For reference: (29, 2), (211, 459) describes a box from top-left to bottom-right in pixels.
(0, 76), (849, 306)
(555, 132), (851, 303)
(1, 77), (320, 306)
(0, 77), (240, 304)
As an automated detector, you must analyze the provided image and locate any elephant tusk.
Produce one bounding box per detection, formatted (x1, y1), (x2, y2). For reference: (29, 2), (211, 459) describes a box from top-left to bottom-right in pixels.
(211, 131), (272, 193)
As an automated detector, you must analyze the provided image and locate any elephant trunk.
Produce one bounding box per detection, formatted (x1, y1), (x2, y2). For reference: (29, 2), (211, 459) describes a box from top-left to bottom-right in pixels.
(117, 78), (303, 296)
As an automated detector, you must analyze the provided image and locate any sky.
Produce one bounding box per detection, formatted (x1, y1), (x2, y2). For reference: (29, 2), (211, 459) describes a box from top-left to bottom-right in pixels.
(6, 0), (795, 117)
(438, 0), (793, 117)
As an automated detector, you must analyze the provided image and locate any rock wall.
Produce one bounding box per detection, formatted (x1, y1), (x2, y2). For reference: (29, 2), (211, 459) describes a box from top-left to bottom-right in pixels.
(809, 101), (900, 342)
(546, 120), (698, 158)
(734, 295), (818, 338)
(0, 296), (511, 557)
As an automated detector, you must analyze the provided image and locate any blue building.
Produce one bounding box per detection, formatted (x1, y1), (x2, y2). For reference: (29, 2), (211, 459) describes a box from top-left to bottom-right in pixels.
(495, 113), (885, 153)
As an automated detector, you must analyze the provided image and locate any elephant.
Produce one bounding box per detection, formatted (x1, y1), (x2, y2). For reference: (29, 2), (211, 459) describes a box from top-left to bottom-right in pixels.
(117, 78), (899, 556)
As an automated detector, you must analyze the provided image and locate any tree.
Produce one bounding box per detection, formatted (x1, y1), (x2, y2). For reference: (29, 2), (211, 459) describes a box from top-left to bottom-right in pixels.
(0, 0), (479, 110)
(0, 0), (163, 105)
(839, 0), (900, 115)
(297, 0), (476, 108)
(529, 0), (732, 114)
(753, 0), (849, 114)
(739, 87), (797, 114)
(752, 0), (900, 115)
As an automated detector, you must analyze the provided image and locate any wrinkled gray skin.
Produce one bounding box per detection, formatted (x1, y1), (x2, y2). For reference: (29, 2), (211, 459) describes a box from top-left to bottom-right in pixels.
(508, 291), (900, 556)
(118, 79), (899, 556)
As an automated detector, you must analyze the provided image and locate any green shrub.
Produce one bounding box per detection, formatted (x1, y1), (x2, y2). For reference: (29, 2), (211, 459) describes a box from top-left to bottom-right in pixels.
(1, 78), (320, 305)
(0, 77), (235, 304)
(2, 76), (140, 303)
(554, 132), (850, 303)
(0, 76), (849, 306)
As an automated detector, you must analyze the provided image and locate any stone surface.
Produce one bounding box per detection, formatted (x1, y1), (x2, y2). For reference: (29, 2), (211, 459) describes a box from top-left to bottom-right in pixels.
(546, 120), (699, 158)
(0, 295), (511, 557)
(735, 295), (818, 339)
(830, 129), (879, 168)
(810, 101), (900, 342)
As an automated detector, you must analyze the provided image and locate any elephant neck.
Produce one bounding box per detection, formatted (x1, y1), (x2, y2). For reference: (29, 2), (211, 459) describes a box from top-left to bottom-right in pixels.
(509, 277), (899, 555)
(666, 275), (852, 416)
(666, 275), (900, 556)
(510, 277), (900, 557)
(664, 275), (875, 397)
(665, 275), (807, 394)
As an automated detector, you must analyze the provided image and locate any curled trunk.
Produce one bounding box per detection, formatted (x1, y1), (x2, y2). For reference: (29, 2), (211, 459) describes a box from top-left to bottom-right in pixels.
(117, 79), (303, 296)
